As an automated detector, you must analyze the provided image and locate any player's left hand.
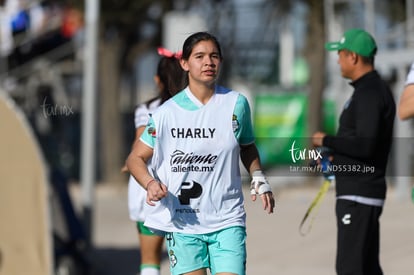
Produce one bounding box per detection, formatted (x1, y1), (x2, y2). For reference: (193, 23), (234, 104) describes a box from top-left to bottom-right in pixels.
(250, 170), (275, 214)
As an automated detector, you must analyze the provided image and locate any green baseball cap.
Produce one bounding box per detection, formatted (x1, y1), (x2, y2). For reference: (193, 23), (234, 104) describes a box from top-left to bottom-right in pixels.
(325, 28), (377, 57)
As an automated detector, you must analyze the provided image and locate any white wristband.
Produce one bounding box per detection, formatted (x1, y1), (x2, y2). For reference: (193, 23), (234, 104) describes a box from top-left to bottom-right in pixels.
(250, 170), (272, 195)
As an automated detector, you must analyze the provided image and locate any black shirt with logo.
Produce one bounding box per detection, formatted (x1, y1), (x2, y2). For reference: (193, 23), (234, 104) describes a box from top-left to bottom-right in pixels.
(323, 70), (396, 199)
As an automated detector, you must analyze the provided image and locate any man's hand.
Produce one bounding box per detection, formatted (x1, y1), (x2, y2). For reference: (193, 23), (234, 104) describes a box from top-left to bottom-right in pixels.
(250, 170), (275, 214)
(312, 131), (326, 147)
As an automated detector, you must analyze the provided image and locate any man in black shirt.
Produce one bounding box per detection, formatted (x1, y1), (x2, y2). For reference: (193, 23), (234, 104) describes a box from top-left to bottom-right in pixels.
(312, 28), (395, 275)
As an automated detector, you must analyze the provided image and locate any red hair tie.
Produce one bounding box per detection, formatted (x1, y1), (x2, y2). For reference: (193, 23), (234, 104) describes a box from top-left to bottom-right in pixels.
(157, 47), (182, 59)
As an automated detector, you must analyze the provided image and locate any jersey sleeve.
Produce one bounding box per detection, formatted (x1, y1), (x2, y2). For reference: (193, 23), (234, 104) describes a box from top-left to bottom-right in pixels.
(405, 62), (414, 85)
(134, 104), (150, 129)
(139, 116), (156, 148)
(234, 94), (255, 145)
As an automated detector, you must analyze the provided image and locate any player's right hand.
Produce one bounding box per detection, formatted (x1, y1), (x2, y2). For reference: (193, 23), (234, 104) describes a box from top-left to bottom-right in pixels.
(146, 180), (168, 206)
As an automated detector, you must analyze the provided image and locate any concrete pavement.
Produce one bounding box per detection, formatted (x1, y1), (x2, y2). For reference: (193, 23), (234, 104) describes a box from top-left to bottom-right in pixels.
(69, 177), (414, 275)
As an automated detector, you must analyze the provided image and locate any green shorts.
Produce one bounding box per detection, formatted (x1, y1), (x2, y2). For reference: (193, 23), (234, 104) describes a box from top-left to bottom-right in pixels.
(165, 226), (246, 275)
(136, 221), (156, 236)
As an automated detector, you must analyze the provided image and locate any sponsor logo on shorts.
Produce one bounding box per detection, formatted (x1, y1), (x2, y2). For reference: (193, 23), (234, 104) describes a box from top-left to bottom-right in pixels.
(169, 249), (177, 267)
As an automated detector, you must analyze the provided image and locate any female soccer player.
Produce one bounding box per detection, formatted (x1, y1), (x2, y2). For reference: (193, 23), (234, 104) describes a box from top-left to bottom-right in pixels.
(127, 32), (275, 275)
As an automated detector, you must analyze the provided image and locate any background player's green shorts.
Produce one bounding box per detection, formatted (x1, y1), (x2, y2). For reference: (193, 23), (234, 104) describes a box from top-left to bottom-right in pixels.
(165, 226), (246, 275)
(136, 221), (155, 236)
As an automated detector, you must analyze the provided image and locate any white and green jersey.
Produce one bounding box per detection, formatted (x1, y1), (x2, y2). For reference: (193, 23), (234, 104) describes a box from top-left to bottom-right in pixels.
(128, 98), (161, 222)
(141, 86), (254, 234)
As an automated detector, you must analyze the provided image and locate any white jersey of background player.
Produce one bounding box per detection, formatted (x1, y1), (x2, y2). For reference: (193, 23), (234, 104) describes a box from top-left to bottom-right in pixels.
(128, 99), (161, 222)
